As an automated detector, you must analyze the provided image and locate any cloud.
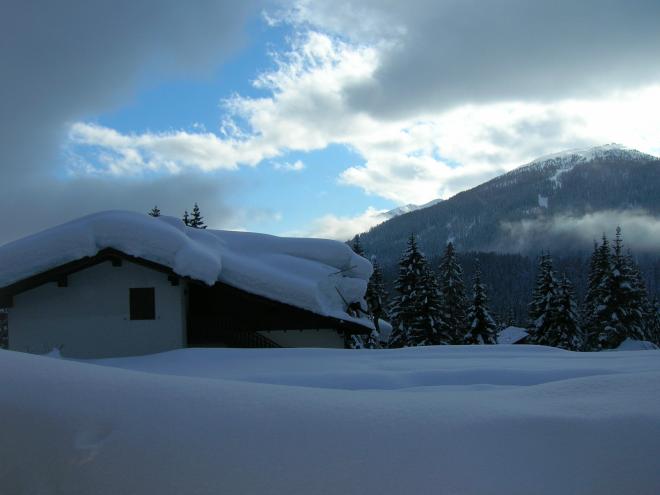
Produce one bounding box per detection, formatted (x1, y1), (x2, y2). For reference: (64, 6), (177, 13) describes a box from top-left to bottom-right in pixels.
(286, 0), (660, 118)
(70, 26), (660, 209)
(273, 160), (305, 172)
(498, 210), (660, 254)
(300, 206), (391, 240)
(0, 0), (259, 243)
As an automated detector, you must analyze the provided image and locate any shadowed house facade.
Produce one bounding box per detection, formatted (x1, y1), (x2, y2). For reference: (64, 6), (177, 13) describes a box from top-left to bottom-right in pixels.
(0, 248), (371, 358)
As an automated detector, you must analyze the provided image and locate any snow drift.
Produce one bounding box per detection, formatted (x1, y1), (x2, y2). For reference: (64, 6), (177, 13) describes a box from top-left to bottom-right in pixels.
(0, 210), (372, 325)
(2, 345), (660, 494)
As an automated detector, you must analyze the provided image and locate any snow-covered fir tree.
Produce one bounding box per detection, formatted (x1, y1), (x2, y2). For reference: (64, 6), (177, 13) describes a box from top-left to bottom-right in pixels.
(581, 236), (614, 349)
(649, 298), (660, 346)
(148, 205), (161, 217)
(625, 251), (653, 341)
(542, 274), (581, 350)
(350, 235), (365, 257)
(437, 242), (468, 344)
(528, 253), (557, 344)
(183, 210), (190, 226)
(407, 264), (444, 346)
(593, 228), (647, 348)
(364, 255), (388, 348)
(189, 203), (207, 229)
(388, 234), (431, 348)
(348, 236), (383, 349)
(465, 260), (498, 344)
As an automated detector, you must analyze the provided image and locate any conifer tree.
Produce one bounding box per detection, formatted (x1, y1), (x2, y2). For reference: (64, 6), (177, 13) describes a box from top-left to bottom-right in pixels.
(350, 235), (366, 257)
(437, 242), (468, 343)
(364, 256), (388, 348)
(148, 205), (161, 217)
(189, 203), (207, 229)
(388, 234), (428, 348)
(542, 274), (581, 350)
(592, 227), (647, 348)
(183, 210), (190, 226)
(649, 298), (660, 346)
(625, 251), (653, 341)
(407, 264), (444, 346)
(465, 260), (498, 344)
(581, 236), (611, 349)
(349, 237), (384, 349)
(528, 253), (557, 344)
(598, 227), (644, 349)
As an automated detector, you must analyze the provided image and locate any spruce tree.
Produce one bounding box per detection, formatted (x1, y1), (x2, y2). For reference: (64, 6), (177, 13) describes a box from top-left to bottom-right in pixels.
(528, 253), (557, 344)
(388, 234), (428, 348)
(407, 264), (444, 346)
(189, 203), (207, 229)
(364, 256), (388, 348)
(465, 260), (498, 344)
(625, 251), (652, 341)
(437, 242), (468, 344)
(594, 227), (647, 348)
(542, 274), (581, 350)
(649, 298), (660, 346)
(148, 205), (161, 217)
(183, 210), (190, 226)
(351, 235), (366, 257)
(349, 237), (384, 349)
(581, 236), (611, 350)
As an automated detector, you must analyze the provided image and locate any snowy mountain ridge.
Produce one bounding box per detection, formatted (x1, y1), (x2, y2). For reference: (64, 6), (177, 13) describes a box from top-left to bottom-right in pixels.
(521, 143), (655, 177)
(355, 143), (660, 262)
(384, 198), (444, 219)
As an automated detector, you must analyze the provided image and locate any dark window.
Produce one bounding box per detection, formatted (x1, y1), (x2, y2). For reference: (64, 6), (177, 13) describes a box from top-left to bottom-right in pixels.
(130, 288), (155, 320)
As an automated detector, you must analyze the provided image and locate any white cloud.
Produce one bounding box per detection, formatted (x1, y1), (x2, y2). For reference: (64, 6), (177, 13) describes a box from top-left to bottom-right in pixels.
(273, 160), (305, 172)
(299, 206), (391, 240)
(68, 25), (660, 207)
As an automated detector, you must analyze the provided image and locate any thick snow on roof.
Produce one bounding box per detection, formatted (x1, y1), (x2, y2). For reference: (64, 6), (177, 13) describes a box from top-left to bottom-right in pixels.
(0, 211), (372, 326)
(497, 326), (529, 344)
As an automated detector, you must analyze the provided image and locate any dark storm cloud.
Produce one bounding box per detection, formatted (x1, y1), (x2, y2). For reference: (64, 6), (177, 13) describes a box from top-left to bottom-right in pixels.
(0, 0), (260, 242)
(308, 0), (660, 118)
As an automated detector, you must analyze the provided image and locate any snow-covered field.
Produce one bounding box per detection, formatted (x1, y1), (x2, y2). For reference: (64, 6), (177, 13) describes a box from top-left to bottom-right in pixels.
(2, 345), (660, 494)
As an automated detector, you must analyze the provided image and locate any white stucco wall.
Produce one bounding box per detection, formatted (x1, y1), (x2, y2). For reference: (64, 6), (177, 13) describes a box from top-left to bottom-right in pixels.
(8, 261), (186, 358)
(258, 329), (345, 348)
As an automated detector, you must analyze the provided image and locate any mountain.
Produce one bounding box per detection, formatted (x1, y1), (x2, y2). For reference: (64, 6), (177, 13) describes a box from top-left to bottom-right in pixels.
(383, 198), (444, 219)
(357, 144), (660, 266)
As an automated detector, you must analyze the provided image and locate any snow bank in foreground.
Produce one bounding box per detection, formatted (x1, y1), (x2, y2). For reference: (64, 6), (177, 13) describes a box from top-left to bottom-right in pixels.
(0, 211), (372, 325)
(2, 345), (660, 494)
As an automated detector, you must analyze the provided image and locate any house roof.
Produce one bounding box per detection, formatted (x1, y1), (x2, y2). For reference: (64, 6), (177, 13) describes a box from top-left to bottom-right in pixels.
(497, 326), (529, 345)
(0, 211), (373, 329)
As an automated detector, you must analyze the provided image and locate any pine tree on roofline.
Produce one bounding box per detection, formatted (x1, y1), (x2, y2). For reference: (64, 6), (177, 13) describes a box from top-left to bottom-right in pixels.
(350, 235), (366, 258)
(189, 203), (207, 229)
(148, 205), (161, 217)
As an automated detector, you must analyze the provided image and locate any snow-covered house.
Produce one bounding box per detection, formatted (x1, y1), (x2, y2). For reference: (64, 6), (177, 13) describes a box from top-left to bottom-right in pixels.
(0, 211), (373, 358)
(497, 326), (530, 345)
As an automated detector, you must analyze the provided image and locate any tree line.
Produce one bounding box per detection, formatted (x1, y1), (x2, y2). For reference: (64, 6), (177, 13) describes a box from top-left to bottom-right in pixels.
(352, 227), (660, 350)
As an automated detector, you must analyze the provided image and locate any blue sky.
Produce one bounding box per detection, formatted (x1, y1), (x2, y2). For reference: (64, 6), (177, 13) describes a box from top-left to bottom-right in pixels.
(67, 13), (396, 236)
(2, 0), (660, 243)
